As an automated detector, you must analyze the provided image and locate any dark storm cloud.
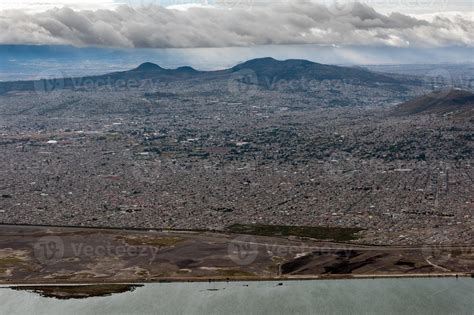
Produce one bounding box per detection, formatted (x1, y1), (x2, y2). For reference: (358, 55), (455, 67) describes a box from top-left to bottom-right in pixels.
(0, 1), (472, 48)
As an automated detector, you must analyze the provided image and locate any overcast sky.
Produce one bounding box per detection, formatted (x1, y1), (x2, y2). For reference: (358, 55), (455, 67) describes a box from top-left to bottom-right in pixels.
(0, 0), (472, 14)
(147, 0), (472, 13)
(0, 0), (472, 49)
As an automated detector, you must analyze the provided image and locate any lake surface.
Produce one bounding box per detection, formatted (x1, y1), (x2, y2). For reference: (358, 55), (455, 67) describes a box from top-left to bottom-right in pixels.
(1, 278), (473, 314)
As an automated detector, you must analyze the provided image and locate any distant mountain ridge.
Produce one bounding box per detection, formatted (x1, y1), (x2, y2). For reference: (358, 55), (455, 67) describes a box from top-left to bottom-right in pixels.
(0, 57), (410, 94)
(231, 57), (399, 85)
(395, 89), (474, 117)
(132, 62), (165, 72)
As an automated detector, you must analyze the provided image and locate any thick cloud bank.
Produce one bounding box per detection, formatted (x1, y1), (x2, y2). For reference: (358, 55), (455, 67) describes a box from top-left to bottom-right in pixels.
(0, 2), (472, 48)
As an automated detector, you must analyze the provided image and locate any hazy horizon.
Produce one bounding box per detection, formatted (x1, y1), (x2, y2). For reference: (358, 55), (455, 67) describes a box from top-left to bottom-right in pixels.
(1, 44), (473, 81)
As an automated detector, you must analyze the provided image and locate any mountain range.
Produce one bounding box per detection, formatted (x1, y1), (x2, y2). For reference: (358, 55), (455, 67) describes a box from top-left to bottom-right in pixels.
(0, 57), (409, 94)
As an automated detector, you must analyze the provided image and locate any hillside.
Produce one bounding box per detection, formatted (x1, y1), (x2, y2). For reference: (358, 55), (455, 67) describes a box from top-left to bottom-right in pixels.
(395, 89), (474, 117)
(230, 57), (401, 85)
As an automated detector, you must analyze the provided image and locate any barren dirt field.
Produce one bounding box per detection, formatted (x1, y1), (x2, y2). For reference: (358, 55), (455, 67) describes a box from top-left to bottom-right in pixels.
(0, 225), (472, 286)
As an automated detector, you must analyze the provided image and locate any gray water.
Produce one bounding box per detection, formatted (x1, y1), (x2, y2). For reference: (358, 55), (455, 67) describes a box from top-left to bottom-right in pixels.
(1, 278), (473, 315)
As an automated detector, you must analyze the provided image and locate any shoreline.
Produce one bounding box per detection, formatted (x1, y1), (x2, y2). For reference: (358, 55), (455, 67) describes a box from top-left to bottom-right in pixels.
(1, 272), (473, 286)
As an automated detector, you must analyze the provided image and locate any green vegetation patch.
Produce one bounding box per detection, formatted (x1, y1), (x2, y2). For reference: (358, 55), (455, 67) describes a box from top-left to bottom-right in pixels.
(0, 256), (28, 274)
(0, 256), (24, 266)
(226, 224), (362, 242)
(116, 235), (184, 247)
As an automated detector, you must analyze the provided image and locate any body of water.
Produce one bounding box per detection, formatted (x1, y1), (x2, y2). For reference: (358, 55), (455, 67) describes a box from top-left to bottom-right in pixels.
(0, 278), (473, 314)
